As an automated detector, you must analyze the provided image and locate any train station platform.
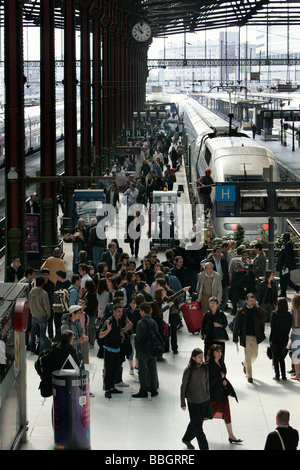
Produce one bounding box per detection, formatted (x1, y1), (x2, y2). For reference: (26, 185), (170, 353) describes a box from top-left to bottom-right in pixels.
(254, 131), (300, 181)
(0, 159), (298, 453)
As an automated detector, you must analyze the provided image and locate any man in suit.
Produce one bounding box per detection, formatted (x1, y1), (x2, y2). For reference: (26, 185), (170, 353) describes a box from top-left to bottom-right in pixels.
(209, 246), (230, 311)
(264, 409), (299, 450)
(26, 194), (40, 213)
(100, 242), (120, 272)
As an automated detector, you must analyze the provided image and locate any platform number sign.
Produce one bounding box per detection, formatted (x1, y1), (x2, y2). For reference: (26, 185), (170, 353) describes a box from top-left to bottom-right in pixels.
(215, 184), (236, 218)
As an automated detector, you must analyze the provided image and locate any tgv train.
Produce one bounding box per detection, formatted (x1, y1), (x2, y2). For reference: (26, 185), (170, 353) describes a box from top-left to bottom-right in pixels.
(180, 96), (283, 240)
(0, 101), (81, 166)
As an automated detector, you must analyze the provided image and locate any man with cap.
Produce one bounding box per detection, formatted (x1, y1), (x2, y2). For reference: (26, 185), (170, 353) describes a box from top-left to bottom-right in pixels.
(277, 232), (300, 297)
(197, 168), (214, 211)
(61, 305), (89, 362)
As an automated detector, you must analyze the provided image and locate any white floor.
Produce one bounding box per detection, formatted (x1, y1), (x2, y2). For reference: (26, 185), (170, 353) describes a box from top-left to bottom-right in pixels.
(22, 312), (300, 452)
(2, 154), (299, 452)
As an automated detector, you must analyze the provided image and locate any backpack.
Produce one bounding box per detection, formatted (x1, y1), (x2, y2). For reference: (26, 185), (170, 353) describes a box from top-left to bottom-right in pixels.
(34, 344), (57, 397)
(53, 289), (69, 313)
(144, 323), (165, 357)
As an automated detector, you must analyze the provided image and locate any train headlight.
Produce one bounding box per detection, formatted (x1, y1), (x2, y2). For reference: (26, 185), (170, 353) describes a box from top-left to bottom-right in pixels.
(224, 223), (238, 231)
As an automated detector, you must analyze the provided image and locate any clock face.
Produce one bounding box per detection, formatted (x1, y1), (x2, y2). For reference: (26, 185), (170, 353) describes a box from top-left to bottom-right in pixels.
(132, 22), (152, 42)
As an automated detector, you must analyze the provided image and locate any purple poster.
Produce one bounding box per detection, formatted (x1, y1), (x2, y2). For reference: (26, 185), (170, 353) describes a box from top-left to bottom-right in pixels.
(26, 214), (41, 254)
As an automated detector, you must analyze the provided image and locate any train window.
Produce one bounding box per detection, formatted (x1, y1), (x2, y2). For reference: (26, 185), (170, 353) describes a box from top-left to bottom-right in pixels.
(226, 175), (264, 182)
(204, 148), (211, 166)
(240, 190), (268, 213)
(276, 190), (300, 212)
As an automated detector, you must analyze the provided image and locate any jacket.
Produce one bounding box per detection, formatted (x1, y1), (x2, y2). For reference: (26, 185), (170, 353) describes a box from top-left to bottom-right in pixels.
(196, 270), (222, 303)
(264, 426), (299, 450)
(253, 251), (266, 277)
(277, 240), (297, 272)
(233, 304), (267, 347)
(61, 313), (84, 350)
(90, 225), (107, 248)
(6, 264), (25, 282)
(207, 359), (238, 402)
(40, 256), (65, 284)
(210, 256), (230, 287)
(256, 280), (278, 306)
(170, 265), (191, 289)
(29, 287), (51, 319)
(201, 308), (228, 342)
(270, 311), (292, 346)
(135, 315), (159, 354)
(68, 284), (80, 306)
(50, 342), (81, 371)
(100, 250), (120, 272)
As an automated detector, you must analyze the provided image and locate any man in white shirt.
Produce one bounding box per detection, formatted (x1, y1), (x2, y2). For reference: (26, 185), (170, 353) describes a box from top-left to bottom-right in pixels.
(78, 263), (92, 296)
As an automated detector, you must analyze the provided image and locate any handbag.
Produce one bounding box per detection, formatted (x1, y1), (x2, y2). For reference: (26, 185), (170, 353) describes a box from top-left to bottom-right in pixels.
(73, 231), (84, 242)
(63, 233), (75, 243)
(266, 346), (273, 359)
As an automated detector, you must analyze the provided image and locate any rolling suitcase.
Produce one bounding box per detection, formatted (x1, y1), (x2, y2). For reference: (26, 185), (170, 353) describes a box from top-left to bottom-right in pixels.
(180, 302), (203, 334)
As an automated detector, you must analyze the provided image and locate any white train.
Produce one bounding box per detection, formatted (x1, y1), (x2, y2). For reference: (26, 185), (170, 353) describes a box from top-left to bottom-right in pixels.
(0, 100), (81, 165)
(179, 96), (284, 240)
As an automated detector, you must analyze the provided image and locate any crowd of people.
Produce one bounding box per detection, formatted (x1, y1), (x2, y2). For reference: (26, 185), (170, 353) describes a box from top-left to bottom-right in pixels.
(6, 220), (300, 449)
(6, 121), (300, 450)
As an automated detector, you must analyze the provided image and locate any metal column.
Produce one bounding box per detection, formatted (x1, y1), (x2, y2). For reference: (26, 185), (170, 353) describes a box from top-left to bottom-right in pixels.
(40, 0), (58, 256)
(77, 0), (93, 187)
(4, 0), (26, 275)
(62, 0), (78, 233)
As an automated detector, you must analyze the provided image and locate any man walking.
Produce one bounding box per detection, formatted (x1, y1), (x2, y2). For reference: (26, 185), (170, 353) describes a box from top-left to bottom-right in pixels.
(233, 293), (267, 383)
(277, 232), (299, 297)
(29, 276), (51, 354)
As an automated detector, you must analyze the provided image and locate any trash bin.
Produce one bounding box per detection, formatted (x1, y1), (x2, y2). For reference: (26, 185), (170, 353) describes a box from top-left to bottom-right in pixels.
(52, 368), (90, 450)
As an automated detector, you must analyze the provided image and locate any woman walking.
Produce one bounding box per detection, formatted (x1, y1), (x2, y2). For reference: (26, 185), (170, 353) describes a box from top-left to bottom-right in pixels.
(269, 297), (292, 380)
(180, 348), (211, 450)
(200, 296), (229, 360)
(207, 344), (242, 444)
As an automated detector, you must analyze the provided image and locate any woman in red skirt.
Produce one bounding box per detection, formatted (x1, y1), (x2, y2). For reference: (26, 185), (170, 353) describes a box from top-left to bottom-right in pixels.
(207, 344), (242, 444)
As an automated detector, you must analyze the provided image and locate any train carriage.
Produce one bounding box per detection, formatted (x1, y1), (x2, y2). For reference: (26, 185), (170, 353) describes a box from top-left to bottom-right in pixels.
(180, 96), (284, 240)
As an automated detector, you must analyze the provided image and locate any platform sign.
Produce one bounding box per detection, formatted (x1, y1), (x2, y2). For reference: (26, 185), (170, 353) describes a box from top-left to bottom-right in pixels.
(215, 184), (236, 217)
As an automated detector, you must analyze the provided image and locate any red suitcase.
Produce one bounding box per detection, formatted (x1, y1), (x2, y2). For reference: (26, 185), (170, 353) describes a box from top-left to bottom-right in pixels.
(180, 302), (203, 334)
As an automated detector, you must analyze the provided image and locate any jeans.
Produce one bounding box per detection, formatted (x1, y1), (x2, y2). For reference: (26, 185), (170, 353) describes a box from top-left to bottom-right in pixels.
(137, 352), (158, 394)
(220, 285), (229, 311)
(183, 401), (210, 450)
(92, 246), (105, 269)
(30, 315), (48, 354)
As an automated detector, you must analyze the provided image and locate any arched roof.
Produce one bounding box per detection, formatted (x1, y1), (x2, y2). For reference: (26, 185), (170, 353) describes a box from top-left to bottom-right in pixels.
(2, 1), (300, 37)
